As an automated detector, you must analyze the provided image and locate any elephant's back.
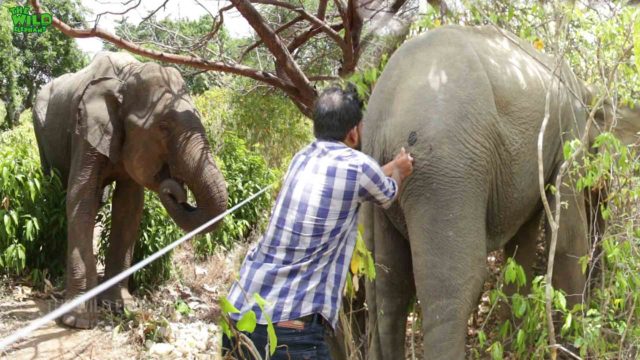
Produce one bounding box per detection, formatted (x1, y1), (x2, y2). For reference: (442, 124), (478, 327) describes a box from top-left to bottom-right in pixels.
(364, 26), (509, 162)
(35, 52), (140, 185)
(365, 25), (581, 157)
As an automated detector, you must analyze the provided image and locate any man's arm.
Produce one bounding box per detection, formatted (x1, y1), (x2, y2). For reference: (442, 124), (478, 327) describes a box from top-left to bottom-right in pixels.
(381, 147), (414, 189)
(359, 147), (414, 208)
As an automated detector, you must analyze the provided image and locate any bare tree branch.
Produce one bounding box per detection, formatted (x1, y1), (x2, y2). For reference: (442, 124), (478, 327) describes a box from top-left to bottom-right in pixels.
(139, 0), (170, 24)
(240, 15), (305, 61)
(231, 0), (316, 111)
(31, 0), (413, 117)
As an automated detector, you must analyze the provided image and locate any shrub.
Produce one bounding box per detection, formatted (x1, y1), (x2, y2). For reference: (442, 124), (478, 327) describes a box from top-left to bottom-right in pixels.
(196, 87), (312, 169)
(0, 121), (67, 285)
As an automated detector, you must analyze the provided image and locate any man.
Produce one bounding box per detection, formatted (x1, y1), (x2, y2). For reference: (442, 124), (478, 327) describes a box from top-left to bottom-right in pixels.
(223, 84), (413, 359)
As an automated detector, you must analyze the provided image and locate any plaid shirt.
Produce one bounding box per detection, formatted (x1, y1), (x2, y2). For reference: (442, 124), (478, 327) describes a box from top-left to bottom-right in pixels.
(227, 140), (397, 329)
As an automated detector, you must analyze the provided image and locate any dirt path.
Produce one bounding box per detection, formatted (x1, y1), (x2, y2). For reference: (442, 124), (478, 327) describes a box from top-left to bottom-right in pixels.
(0, 239), (249, 360)
(0, 294), (137, 360)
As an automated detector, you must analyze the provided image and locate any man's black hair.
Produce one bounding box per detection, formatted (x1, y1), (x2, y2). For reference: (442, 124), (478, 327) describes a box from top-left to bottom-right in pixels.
(312, 83), (364, 141)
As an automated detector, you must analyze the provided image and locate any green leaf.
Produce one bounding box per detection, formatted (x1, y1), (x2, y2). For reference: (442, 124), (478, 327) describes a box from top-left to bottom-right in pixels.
(563, 141), (572, 160)
(490, 341), (504, 360)
(220, 318), (233, 339)
(504, 261), (516, 285)
(236, 310), (257, 333)
(477, 330), (487, 347)
(252, 293), (277, 354)
(516, 329), (525, 348)
(220, 297), (240, 314)
(266, 316), (277, 355)
(9, 210), (18, 228)
(499, 321), (510, 339)
(4, 213), (11, 232)
(554, 291), (567, 311)
(253, 293), (269, 309)
(175, 300), (191, 315)
(562, 312), (572, 334)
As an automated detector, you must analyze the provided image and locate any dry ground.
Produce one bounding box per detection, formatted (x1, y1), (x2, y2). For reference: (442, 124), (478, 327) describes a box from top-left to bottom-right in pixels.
(0, 239), (250, 360)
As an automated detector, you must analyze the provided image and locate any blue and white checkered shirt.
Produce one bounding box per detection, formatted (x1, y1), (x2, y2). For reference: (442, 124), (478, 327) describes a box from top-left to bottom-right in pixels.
(227, 140), (397, 329)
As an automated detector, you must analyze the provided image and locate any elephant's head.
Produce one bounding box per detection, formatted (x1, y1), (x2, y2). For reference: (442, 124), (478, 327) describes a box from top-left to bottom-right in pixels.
(78, 58), (227, 233)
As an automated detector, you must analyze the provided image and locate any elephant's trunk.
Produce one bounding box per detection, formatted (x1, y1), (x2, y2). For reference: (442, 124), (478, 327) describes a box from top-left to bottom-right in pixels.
(158, 131), (228, 234)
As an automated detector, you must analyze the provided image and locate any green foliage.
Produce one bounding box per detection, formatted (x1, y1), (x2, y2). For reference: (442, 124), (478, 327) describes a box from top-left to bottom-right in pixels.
(219, 293), (278, 357)
(564, 133), (640, 358)
(1, 0), (88, 129)
(0, 120), (66, 284)
(219, 88), (312, 169)
(473, 133), (640, 358)
(348, 54), (389, 107)
(474, 262), (570, 359)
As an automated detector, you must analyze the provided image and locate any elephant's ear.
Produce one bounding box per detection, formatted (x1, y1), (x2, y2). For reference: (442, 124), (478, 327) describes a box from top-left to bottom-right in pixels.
(77, 77), (125, 163)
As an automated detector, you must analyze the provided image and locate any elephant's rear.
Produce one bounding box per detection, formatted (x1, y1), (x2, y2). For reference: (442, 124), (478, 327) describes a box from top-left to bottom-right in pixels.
(364, 26), (505, 213)
(33, 73), (76, 184)
(362, 25), (589, 359)
(364, 25), (583, 247)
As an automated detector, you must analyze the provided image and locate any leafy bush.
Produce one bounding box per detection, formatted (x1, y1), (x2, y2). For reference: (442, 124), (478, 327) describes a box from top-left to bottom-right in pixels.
(0, 121), (67, 284)
(564, 133), (640, 358)
(196, 87), (312, 169)
(468, 133), (640, 359)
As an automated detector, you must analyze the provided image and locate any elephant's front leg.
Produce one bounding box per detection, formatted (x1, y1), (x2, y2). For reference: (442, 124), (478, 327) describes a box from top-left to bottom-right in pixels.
(62, 151), (105, 329)
(365, 203), (415, 360)
(99, 178), (144, 311)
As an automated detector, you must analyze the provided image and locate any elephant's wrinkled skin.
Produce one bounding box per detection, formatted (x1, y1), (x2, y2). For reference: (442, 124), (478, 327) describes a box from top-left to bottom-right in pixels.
(33, 52), (228, 329)
(362, 25), (640, 359)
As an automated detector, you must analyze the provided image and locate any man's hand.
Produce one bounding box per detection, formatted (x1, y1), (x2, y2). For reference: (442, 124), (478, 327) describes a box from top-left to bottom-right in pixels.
(382, 147), (414, 188)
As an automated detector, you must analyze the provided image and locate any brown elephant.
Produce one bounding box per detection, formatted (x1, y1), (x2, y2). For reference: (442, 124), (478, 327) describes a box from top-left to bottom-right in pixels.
(32, 51), (228, 329)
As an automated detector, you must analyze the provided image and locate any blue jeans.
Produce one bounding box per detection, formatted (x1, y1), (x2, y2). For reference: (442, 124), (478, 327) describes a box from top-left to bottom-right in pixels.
(222, 314), (332, 360)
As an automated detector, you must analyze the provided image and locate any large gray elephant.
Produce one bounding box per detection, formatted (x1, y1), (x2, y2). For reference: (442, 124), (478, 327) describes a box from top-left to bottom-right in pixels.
(361, 25), (640, 359)
(33, 51), (228, 329)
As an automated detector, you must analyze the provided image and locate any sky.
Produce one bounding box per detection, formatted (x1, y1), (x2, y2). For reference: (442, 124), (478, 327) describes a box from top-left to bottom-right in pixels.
(75, 0), (253, 56)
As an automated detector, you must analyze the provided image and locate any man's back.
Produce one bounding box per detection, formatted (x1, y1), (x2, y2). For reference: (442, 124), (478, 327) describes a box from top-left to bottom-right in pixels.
(228, 139), (396, 328)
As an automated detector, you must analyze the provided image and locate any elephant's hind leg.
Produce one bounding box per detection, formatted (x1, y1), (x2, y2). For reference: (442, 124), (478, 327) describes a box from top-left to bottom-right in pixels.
(365, 203), (415, 360)
(99, 178), (144, 312)
(404, 188), (488, 359)
(504, 212), (544, 300)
